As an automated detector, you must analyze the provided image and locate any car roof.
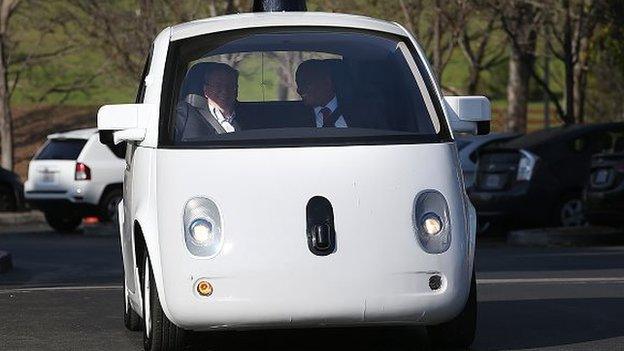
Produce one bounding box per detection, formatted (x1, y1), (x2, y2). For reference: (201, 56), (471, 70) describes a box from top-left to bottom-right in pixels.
(501, 123), (624, 150)
(47, 128), (97, 140)
(169, 12), (406, 41)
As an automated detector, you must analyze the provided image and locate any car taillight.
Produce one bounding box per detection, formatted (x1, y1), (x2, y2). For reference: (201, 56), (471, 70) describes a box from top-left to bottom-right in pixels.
(517, 149), (538, 181)
(75, 162), (91, 180)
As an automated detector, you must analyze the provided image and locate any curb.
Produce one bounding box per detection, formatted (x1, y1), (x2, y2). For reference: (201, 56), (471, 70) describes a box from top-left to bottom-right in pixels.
(0, 211), (46, 227)
(508, 226), (624, 247)
(0, 250), (13, 273)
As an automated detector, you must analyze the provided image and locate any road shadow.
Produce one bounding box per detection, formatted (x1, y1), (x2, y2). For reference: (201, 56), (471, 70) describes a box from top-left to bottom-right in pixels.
(189, 326), (443, 351)
(475, 245), (624, 273)
(474, 298), (624, 350)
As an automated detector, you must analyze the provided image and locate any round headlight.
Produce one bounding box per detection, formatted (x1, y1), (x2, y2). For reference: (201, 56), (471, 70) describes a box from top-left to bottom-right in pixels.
(421, 213), (442, 236)
(189, 219), (214, 246)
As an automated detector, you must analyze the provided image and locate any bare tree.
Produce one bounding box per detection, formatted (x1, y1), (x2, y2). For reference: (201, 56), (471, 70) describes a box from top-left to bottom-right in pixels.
(62, 1), (250, 81)
(398, 0), (465, 87)
(457, 3), (506, 95)
(542, 0), (603, 123)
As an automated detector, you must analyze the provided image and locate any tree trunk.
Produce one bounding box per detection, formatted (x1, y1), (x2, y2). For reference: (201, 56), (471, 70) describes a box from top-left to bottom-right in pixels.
(573, 15), (594, 124)
(573, 51), (588, 124)
(432, 0), (441, 77)
(467, 67), (480, 95)
(0, 42), (12, 170)
(506, 48), (529, 133)
(0, 0), (15, 170)
(563, 0), (575, 125)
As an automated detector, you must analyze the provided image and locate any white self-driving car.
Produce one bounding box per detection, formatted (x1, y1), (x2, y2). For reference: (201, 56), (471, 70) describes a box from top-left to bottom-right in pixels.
(25, 128), (125, 232)
(97, 10), (490, 351)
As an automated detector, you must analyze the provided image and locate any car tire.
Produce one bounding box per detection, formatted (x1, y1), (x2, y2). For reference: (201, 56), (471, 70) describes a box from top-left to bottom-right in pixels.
(427, 271), (477, 349)
(142, 251), (191, 351)
(124, 280), (142, 331)
(0, 184), (16, 212)
(44, 212), (82, 233)
(100, 188), (123, 223)
(554, 194), (586, 227)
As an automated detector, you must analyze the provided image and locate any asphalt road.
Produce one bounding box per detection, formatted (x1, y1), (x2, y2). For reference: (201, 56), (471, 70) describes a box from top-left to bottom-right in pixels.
(1, 224), (624, 351)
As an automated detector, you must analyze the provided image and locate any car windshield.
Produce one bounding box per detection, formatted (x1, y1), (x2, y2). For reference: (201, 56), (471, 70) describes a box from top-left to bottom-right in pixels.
(35, 139), (87, 160)
(162, 28), (448, 147)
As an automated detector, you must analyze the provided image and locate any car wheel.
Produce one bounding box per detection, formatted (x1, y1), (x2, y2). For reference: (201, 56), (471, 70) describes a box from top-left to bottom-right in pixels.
(100, 189), (123, 223)
(0, 185), (16, 212)
(142, 251), (191, 351)
(427, 271), (477, 349)
(124, 279), (142, 331)
(556, 195), (586, 227)
(44, 212), (82, 233)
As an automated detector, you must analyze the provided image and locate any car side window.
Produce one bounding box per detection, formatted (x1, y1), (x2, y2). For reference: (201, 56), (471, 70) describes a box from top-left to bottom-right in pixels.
(470, 139), (510, 163)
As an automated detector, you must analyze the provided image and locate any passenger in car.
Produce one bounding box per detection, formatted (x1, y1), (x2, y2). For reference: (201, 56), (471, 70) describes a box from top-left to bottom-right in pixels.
(295, 59), (383, 130)
(296, 59), (348, 128)
(175, 62), (241, 141)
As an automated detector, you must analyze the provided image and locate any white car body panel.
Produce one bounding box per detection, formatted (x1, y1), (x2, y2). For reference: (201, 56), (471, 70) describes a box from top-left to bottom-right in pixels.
(124, 143), (476, 330)
(116, 11), (482, 331)
(169, 12), (405, 42)
(24, 129), (125, 206)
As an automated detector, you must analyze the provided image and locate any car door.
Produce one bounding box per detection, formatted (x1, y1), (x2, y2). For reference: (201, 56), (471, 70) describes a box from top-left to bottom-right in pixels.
(122, 50), (151, 294)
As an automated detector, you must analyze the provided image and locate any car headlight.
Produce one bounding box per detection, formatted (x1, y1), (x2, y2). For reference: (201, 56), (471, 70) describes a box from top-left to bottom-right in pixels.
(421, 213), (443, 236)
(183, 198), (223, 258)
(189, 219), (215, 246)
(517, 149), (538, 181)
(413, 191), (450, 253)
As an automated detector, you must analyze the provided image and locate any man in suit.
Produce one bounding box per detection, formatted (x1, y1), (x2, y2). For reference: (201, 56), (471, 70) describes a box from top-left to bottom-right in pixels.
(295, 59), (348, 128)
(175, 62), (241, 141)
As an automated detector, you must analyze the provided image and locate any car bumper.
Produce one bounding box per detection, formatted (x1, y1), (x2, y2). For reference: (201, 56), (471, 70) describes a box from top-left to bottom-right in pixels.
(25, 198), (101, 216)
(24, 180), (101, 206)
(160, 267), (469, 331)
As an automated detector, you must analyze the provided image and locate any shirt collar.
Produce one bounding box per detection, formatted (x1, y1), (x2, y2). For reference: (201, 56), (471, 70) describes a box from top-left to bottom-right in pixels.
(208, 100), (235, 123)
(314, 96), (338, 115)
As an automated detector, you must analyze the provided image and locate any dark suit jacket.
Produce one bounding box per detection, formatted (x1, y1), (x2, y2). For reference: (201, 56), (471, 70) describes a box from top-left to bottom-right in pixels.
(175, 101), (218, 142)
(312, 101), (384, 129)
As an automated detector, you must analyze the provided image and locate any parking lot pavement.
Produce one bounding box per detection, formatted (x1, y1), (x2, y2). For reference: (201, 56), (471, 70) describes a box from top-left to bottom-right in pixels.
(1, 227), (624, 350)
(0, 224), (122, 288)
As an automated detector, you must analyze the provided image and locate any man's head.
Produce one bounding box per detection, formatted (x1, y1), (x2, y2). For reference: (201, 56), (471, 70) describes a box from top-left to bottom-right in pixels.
(203, 62), (239, 114)
(296, 60), (335, 107)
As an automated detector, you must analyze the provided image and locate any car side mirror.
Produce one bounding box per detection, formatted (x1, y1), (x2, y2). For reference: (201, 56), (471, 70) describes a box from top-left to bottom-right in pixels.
(444, 96), (491, 135)
(97, 104), (155, 146)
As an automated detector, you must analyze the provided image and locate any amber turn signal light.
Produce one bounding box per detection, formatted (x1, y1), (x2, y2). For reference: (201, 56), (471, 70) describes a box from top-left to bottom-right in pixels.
(196, 280), (213, 296)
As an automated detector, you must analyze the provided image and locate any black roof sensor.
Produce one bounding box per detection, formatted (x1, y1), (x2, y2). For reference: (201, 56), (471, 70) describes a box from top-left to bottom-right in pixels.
(252, 0), (307, 12)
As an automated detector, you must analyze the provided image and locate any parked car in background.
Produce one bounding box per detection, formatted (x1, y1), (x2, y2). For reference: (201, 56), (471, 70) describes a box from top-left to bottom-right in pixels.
(0, 167), (25, 211)
(584, 133), (624, 227)
(469, 123), (624, 229)
(24, 128), (125, 232)
(456, 133), (520, 188)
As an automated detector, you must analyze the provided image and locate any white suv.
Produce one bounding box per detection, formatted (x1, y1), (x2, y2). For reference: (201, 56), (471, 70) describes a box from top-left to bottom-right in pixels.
(24, 128), (125, 232)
